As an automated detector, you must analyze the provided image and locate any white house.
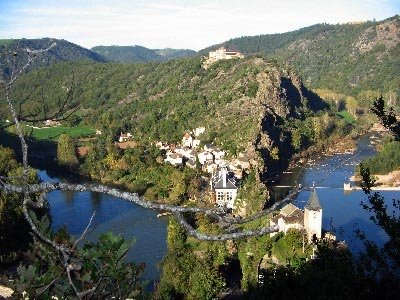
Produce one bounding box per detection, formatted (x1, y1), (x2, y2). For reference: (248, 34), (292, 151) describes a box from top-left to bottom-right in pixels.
(215, 158), (228, 167)
(175, 148), (196, 160)
(165, 153), (183, 166)
(193, 127), (205, 137)
(119, 132), (132, 142)
(182, 133), (193, 148)
(96, 129), (102, 135)
(270, 204), (304, 237)
(44, 119), (61, 127)
(213, 150), (225, 160)
(213, 167), (238, 209)
(198, 151), (214, 165)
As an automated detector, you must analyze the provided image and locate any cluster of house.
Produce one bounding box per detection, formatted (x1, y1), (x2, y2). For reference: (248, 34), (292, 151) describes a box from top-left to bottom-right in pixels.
(43, 119), (61, 127)
(202, 46), (244, 69)
(157, 128), (255, 209)
(270, 188), (326, 242)
(158, 128), (251, 180)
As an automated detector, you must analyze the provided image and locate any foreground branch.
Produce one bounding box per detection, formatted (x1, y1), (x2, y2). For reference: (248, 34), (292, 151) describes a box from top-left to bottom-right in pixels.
(174, 212), (279, 241)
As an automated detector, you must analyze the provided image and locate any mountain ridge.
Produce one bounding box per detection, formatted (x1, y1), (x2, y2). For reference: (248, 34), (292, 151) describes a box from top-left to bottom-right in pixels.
(91, 45), (196, 62)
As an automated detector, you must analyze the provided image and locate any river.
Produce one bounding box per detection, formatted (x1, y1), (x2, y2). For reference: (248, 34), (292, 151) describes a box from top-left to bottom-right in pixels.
(270, 134), (396, 252)
(38, 171), (168, 289)
(40, 134), (397, 287)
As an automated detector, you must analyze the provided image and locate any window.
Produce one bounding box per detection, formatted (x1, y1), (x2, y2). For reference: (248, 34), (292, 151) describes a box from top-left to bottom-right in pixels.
(227, 192), (232, 202)
(217, 192), (224, 202)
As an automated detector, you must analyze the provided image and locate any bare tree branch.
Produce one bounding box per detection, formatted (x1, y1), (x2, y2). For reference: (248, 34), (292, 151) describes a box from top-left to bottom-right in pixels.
(73, 211), (96, 249)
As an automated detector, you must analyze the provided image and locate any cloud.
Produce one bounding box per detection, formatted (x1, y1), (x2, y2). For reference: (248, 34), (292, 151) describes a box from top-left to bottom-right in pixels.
(0, 0), (398, 50)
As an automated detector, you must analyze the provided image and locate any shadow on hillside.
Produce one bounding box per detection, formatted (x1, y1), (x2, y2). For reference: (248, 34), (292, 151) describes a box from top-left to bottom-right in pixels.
(301, 86), (329, 112)
(280, 77), (302, 115)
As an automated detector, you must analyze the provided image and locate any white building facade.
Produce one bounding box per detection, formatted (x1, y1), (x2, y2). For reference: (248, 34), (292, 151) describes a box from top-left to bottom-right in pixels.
(213, 168), (237, 209)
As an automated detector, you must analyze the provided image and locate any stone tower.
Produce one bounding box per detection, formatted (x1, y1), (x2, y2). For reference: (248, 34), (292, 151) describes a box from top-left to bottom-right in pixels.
(304, 188), (322, 242)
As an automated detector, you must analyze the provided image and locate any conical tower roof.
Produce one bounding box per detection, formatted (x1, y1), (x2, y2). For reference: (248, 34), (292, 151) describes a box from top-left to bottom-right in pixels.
(305, 188), (322, 211)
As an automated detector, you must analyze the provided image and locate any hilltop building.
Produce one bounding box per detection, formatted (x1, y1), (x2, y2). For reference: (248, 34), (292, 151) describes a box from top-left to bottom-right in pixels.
(270, 188), (323, 242)
(209, 47), (244, 61)
(202, 46), (244, 69)
(212, 167), (238, 209)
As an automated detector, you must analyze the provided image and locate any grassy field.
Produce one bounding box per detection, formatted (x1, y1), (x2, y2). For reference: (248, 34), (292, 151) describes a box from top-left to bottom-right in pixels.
(336, 110), (356, 125)
(27, 125), (95, 141)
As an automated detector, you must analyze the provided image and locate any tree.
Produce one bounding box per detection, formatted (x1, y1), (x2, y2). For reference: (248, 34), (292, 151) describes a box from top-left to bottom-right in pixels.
(57, 134), (79, 168)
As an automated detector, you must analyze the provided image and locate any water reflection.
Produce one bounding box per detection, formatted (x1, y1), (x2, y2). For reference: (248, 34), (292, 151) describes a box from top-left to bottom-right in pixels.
(39, 171), (168, 286)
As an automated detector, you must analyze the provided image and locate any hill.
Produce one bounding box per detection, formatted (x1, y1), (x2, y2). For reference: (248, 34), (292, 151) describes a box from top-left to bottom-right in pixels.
(201, 15), (400, 102)
(153, 48), (196, 60)
(91, 45), (196, 62)
(4, 57), (335, 177)
(0, 38), (106, 80)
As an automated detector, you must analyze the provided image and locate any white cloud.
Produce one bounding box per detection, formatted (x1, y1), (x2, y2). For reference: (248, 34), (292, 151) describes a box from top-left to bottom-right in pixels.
(0, 0), (398, 50)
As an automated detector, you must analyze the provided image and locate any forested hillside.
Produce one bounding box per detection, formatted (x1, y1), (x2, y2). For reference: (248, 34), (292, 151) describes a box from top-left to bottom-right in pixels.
(91, 45), (196, 62)
(0, 38), (106, 80)
(4, 56), (347, 179)
(201, 15), (400, 102)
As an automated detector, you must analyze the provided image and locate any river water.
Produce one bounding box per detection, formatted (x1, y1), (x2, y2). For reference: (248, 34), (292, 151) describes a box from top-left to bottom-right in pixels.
(41, 134), (398, 286)
(270, 134), (396, 252)
(39, 171), (168, 288)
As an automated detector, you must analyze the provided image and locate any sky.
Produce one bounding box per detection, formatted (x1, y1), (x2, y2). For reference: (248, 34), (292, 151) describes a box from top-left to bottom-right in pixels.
(0, 0), (399, 50)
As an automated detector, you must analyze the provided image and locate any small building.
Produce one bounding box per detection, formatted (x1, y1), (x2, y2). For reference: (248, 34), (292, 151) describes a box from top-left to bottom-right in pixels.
(193, 127), (205, 137)
(119, 132), (132, 142)
(213, 167), (238, 209)
(343, 182), (352, 191)
(198, 151), (214, 165)
(44, 119), (61, 127)
(96, 129), (102, 135)
(270, 188), (323, 242)
(213, 149), (226, 160)
(182, 132), (193, 148)
(270, 203), (304, 237)
(165, 153), (183, 166)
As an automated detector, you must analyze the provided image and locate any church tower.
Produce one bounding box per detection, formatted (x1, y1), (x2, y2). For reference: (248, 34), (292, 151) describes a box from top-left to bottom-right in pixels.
(304, 188), (322, 242)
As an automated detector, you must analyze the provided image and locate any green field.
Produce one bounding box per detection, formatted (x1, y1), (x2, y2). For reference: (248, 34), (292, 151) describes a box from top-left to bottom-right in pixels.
(28, 126), (95, 141)
(336, 110), (356, 125)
